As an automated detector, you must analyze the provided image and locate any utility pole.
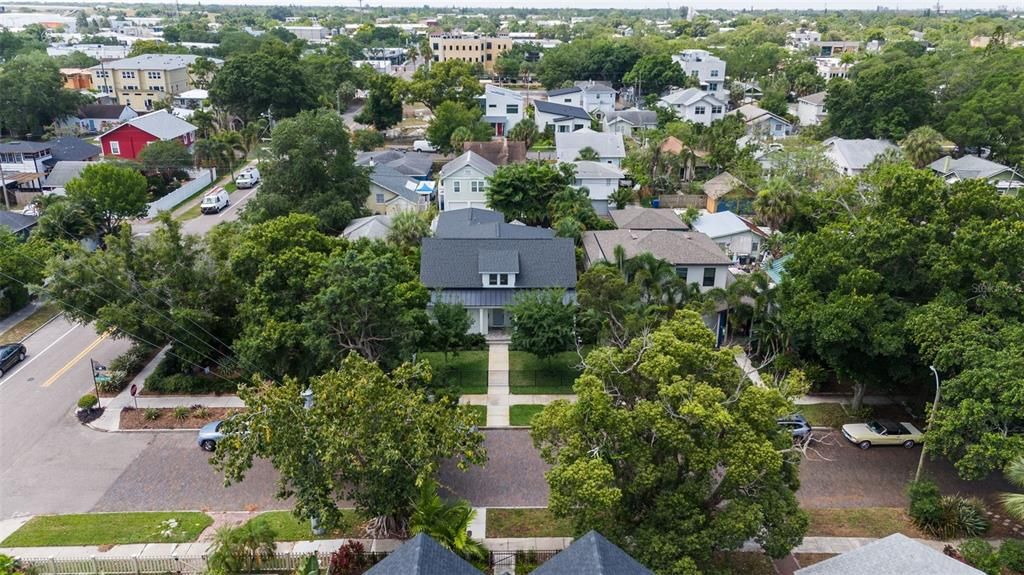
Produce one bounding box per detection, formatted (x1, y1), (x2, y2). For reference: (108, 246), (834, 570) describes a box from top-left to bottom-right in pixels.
(0, 168), (9, 211)
(301, 387), (326, 536)
(915, 365), (941, 482)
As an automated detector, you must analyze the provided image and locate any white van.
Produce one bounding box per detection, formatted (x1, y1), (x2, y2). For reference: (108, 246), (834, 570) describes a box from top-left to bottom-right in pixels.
(412, 140), (437, 153)
(235, 167), (261, 189)
(200, 187), (230, 214)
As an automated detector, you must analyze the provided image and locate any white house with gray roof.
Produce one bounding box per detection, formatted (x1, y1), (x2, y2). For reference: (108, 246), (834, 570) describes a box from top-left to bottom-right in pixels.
(533, 100), (592, 133)
(365, 164), (431, 215)
(823, 137), (897, 176)
(691, 210), (769, 264)
(572, 161), (624, 215)
(658, 88), (726, 126)
(546, 81), (617, 118)
(479, 84), (525, 137)
(928, 155), (1024, 193)
(672, 49), (727, 96)
(582, 228), (732, 292)
(555, 128), (626, 167)
(603, 108), (658, 138)
(796, 91), (828, 127)
(438, 151), (497, 212)
(794, 533), (983, 575)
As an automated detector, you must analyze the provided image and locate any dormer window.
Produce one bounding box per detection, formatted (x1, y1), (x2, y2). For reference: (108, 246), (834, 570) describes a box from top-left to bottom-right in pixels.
(488, 273), (510, 286)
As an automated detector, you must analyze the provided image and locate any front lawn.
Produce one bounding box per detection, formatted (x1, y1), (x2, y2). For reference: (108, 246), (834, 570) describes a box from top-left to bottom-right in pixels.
(509, 405), (545, 426)
(485, 508), (573, 538)
(508, 351), (582, 394)
(246, 511), (364, 541)
(1, 512), (213, 546)
(419, 350), (488, 395)
(805, 507), (925, 539)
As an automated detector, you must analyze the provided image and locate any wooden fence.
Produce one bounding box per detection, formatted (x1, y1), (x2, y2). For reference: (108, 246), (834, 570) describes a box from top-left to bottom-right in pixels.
(656, 194), (705, 209)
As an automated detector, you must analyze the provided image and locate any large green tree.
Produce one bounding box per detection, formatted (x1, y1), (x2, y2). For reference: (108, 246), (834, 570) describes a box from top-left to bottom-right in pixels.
(354, 71), (404, 131)
(622, 52), (687, 97)
(507, 289), (576, 362)
(137, 140), (193, 181)
(209, 41), (316, 122)
(0, 52), (87, 137)
(425, 101), (491, 154)
(531, 310), (807, 574)
(211, 355), (487, 536)
(243, 109), (369, 233)
(485, 161), (576, 226)
(64, 162), (149, 239)
(408, 59), (483, 112)
(825, 55), (933, 140)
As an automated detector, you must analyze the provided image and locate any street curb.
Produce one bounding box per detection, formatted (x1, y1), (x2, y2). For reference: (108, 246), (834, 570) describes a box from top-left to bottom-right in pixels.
(18, 311), (64, 344)
(83, 421), (199, 433)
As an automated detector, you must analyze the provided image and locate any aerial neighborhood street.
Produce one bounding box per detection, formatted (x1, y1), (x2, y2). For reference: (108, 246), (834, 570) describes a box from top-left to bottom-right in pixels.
(1, 3), (1024, 575)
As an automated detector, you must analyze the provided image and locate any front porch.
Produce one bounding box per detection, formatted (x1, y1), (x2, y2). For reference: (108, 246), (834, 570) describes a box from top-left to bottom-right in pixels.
(470, 307), (510, 337)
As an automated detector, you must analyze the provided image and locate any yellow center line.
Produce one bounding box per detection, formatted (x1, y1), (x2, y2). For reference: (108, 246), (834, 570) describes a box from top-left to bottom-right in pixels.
(41, 333), (110, 388)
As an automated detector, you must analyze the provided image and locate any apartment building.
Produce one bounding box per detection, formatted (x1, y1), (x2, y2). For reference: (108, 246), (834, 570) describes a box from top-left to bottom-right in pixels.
(672, 49), (727, 96)
(89, 54), (222, 111)
(429, 32), (511, 73)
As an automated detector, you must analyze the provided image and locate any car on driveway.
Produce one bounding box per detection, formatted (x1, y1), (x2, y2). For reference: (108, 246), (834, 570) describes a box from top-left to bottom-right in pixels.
(841, 420), (923, 450)
(197, 420), (225, 451)
(778, 414), (813, 442)
(0, 343), (27, 376)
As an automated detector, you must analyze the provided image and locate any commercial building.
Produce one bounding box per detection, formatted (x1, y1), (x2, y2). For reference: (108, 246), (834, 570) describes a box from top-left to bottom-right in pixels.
(89, 54), (222, 111)
(429, 32), (512, 73)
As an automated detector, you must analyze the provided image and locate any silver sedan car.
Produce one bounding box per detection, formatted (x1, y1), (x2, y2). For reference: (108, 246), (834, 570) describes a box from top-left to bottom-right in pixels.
(197, 420), (225, 452)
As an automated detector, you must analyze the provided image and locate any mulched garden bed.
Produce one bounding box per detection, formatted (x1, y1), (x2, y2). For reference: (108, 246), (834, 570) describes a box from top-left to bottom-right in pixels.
(119, 406), (242, 430)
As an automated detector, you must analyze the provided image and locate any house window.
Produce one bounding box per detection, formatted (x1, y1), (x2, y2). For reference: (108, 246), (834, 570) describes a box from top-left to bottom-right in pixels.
(146, 71), (162, 79)
(694, 106), (706, 115)
(676, 266), (688, 281)
(558, 125), (570, 133)
(452, 181), (461, 193)
(506, 104), (519, 114)
(471, 180), (484, 194)
(375, 193), (385, 204)
(752, 240), (760, 253)
(487, 273), (509, 286)
(710, 69), (720, 77)
(711, 105), (723, 114)
(702, 267), (716, 287)
(121, 71), (135, 79)
(499, 274), (509, 286)
(109, 141), (121, 155)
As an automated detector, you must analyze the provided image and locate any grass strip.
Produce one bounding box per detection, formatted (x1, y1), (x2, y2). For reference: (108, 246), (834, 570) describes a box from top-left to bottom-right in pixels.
(509, 405), (545, 427)
(485, 508), (573, 538)
(0, 302), (60, 342)
(1, 512), (213, 546)
(246, 510), (364, 541)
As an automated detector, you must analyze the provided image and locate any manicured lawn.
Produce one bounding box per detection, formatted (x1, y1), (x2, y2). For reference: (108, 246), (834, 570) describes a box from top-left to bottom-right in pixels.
(805, 507), (925, 539)
(1, 512), (213, 546)
(508, 351), (582, 395)
(485, 508), (573, 538)
(0, 302), (60, 342)
(246, 510), (365, 541)
(466, 404), (487, 426)
(509, 405), (545, 426)
(420, 350), (488, 394)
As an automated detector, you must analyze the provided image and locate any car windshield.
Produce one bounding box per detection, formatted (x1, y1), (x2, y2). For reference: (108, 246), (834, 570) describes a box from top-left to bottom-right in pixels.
(867, 421), (884, 434)
(202, 197), (216, 204)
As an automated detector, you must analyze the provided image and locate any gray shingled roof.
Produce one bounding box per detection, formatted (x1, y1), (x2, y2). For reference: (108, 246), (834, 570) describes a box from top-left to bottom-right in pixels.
(342, 215), (393, 240)
(0, 141), (51, 154)
(532, 531), (654, 575)
(608, 207), (687, 230)
(421, 237), (576, 289)
(534, 100), (593, 121)
(42, 160), (91, 188)
(794, 534), (984, 575)
(0, 211), (38, 234)
(799, 91), (827, 106)
(365, 533), (483, 575)
(478, 249), (520, 273)
(369, 163), (419, 203)
(436, 208), (555, 239)
(605, 108), (658, 127)
(583, 229), (732, 266)
(357, 149), (433, 178)
(77, 104), (132, 119)
(823, 137), (896, 171)
(439, 151), (497, 179)
(928, 155), (1015, 180)
(547, 86), (583, 97)
(48, 137), (101, 162)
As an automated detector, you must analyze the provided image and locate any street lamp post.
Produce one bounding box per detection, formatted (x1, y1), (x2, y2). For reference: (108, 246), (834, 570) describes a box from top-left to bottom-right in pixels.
(915, 365), (941, 482)
(301, 387), (326, 536)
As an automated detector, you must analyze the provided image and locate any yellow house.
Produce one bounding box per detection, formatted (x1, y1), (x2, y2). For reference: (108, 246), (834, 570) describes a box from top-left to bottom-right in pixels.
(89, 54), (222, 111)
(429, 32), (511, 73)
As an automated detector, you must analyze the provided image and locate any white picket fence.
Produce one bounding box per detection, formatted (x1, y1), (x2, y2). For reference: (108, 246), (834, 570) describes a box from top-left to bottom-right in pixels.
(22, 552), (331, 575)
(145, 169), (215, 219)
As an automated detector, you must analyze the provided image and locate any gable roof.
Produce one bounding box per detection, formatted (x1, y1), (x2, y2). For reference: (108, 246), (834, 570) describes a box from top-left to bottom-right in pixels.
(365, 533), (482, 575)
(703, 171), (748, 200)
(48, 137), (101, 162)
(692, 210), (767, 239)
(479, 249), (520, 273)
(0, 211), (38, 234)
(534, 100), (593, 121)
(421, 237), (576, 289)
(794, 533), (984, 575)
(357, 149), (433, 178)
(608, 206), (687, 230)
(342, 215), (393, 240)
(660, 88), (725, 108)
(822, 137), (896, 171)
(573, 161), (625, 180)
(485, 83), (524, 101)
(575, 80), (617, 94)
(102, 110), (197, 141)
(583, 229), (732, 267)
(798, 91), (827, 106)
(77, 103), (133, 119)
(369, 164), (420, 203)
(555, 128), (625, 160)
(547, 86), (582, 97)
(463, 140), (527, 166)
(532, 531), (654, 575)
(436, 208), (555, 239)
(439, 151), (497, 179)
(728, 104), (792, 126)
(605, 108), (658, 127)
(0, 141), (51, 154)
(928, 155), (1019, 181)
(42, 160), (91, 188)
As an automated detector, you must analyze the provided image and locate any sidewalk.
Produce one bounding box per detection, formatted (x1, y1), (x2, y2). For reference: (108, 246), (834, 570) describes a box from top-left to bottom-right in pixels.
(0, 301), (41, 338)
(486, 343), (510, 426)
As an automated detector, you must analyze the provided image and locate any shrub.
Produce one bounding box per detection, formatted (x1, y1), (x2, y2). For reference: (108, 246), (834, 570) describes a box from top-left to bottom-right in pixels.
(193, 405), (211, 419)
(173, 406), (190, 420)
(207, 522), (277, 575)
(907, 479), (943, 528)
(144, 407), (161, 421)
(351, 128), (385, 151)
(103, 343), (156, 392)
(144, 354), (239, 395)
(77, 393), (98, 410)
(910, 481), (990, 539)
(329, 541), (381, 575)
(999, 539), (1024, 572)
(959, 539), (1001, 575)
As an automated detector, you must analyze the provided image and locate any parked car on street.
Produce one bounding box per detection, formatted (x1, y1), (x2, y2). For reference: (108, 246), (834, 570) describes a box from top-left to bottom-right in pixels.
(412, 140), (437, 153)
(200, 187), (230, 214)
(778, 414), (812, 442)
(0, 343), (26, 376)
(197, 420), (225, 451)
(234, 168), (261, 189)
(841, 420), (923, 450)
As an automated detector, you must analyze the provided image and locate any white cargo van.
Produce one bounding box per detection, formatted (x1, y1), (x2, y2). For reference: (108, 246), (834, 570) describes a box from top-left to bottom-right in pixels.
(235, 167), (261, 189)
(200, 187), (230, 214)
(412, 140), (437, 153)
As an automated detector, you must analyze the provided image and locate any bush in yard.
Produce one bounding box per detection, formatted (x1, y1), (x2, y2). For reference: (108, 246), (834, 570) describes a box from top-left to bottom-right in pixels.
(194, 405), (211, 419)
(103, 343), (155, 392)
(910, 480), (990, 539)
(958, 539), (1002, 575)
(1000, 539), (1024, 572)
(206, 522), (277, 575)
(77, 393), (98, 410)
(907, 479), (942, 529)
(144, 407), (161, 421)
(173, 406), (190, 420)
(329, 541), (380, 575)
(351, 129), (384, 152)
(507, 289), (576, 365)
(144, 353), (238, 395)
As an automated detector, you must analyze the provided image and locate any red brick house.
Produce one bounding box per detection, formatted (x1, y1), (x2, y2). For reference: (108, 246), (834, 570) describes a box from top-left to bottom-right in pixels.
(98, 110), (198, 160)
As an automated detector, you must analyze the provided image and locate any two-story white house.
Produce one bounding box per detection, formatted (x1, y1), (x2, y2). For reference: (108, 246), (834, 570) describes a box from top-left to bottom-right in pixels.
(603, 108), (658, 138)
(690, 210), (769, 265)
(479, 84), (526, 137)
(728, 104), (793, 142)
(572, 161), (624, 215)
(658, 88), (726, 126)
(437, 151), (497, 212)
(672, 49), (727, 96)
(0, 141), (53, 199)
(545, 81), (616, 118)
(796, 91), (828, 127)
(555, 128), (626, 167)
(533, 100), (592, 133)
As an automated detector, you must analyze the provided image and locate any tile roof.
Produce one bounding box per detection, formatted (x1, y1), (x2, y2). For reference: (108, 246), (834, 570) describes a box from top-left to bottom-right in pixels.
(42, 160), (91, 188)
(534, 100), (593, 121)
(608, 206), (687, 230)
(555, 128), (625, 160)
(439, 151), (497, 179)
(436, 208), (555, 239)
(794, 533), (984, 575)
(421, 237), (576, 289)
(583, 229), (732, 266)
(48, 137), (101, 162)
(365, 533), (483, 575)
(531, 531), (654, 575)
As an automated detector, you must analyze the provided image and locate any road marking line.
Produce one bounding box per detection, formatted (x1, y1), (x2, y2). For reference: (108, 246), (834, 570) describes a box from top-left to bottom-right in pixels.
(41, 333), (109, 388)
(218, 185), (259, 219)
(0, 324), (78, 389)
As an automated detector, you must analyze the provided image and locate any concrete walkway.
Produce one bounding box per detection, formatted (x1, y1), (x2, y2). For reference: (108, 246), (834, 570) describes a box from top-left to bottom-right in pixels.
(0, 301), (42, 339)
(486, 343), (510, 426)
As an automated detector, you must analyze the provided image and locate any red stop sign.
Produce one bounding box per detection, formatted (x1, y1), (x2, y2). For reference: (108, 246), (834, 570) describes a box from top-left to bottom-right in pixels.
(130, 384), (138, 397)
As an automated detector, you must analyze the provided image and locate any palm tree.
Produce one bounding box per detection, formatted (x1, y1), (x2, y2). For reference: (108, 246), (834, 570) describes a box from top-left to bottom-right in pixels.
(409, 479), (487, 563)
(388, 211), (432, 249)
(754, 179), (797, 231)
(1001, 456), (1024, 522)
(213, 131), (245, 177)
(206, 522), (277, 575)
(575, 146), (600, 161)
(900, 126), (946, 168)
(508, 120), (539, 149)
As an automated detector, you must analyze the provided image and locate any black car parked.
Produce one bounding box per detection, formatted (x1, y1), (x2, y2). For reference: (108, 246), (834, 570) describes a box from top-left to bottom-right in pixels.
(0, 343), (27, 376)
